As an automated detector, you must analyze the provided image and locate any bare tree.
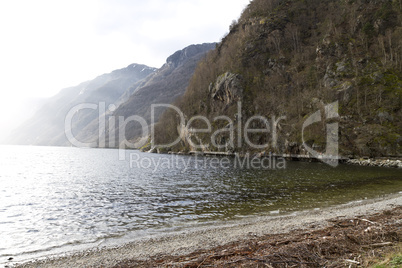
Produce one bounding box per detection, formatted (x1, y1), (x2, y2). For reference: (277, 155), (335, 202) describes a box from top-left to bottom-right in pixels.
(286, 24), (300, 53)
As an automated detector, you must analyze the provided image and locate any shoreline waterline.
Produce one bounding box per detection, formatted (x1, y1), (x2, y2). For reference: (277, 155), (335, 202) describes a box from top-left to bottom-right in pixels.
(10, 193), (402, 268)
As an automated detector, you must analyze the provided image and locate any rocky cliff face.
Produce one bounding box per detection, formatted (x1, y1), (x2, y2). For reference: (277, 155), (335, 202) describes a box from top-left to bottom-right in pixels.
(209, 72), (243, 107)
(166, 44), (214, 68)
(154, 0), (402, 158)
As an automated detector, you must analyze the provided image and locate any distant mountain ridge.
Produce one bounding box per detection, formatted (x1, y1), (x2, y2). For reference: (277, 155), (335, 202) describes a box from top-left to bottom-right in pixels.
(6, 63), (157, 146)
(6, 43), (216, 147)
(77, 43), (216, 146)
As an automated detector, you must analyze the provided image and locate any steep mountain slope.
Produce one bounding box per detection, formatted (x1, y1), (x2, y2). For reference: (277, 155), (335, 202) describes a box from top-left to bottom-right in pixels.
(154, 0), (401, 157)
(81, 43), (216, 147)
(7, 64), (156, 146)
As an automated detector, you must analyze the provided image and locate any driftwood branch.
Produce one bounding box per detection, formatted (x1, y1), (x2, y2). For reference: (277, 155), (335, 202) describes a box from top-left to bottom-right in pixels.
(345, 259), (360, 264)
(362, 242), (393, 249)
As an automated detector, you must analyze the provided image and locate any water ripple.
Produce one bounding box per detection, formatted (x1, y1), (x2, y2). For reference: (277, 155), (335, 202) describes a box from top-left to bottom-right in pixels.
(0, 145), (401, 263)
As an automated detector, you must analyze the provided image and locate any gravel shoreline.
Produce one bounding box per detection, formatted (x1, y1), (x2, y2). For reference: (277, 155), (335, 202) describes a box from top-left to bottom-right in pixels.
(346, 158), (402, 168)
(11, 193), (402, 268)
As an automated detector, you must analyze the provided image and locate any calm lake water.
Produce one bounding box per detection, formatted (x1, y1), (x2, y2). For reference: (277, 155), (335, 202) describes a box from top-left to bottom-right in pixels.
(0, 145), (401, 264)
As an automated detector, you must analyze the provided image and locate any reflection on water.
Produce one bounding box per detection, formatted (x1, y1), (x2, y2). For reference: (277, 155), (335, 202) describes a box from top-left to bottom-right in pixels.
(0, 145), (401, 263)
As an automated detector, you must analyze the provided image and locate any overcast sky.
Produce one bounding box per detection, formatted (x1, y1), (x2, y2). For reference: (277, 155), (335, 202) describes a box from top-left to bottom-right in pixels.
(0, 0), (249, 140)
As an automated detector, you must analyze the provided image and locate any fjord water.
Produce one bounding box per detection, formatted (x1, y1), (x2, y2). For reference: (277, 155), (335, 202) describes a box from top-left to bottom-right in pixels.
(1, 145), (401, 264)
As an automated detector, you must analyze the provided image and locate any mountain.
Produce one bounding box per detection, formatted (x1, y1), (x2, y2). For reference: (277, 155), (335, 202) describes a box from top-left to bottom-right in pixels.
(6, 43), (215, 147)
(76, 43), (216, 147)
(6, 64), (157, 146)
(153, 0), (401, 158)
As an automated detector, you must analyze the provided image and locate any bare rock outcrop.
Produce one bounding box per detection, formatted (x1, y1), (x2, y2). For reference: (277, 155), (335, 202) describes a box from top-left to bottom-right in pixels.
(209, 72), (243, 106)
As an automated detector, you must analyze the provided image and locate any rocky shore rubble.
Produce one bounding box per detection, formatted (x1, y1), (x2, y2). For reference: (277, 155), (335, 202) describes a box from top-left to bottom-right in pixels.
(347, 158), (402, 168)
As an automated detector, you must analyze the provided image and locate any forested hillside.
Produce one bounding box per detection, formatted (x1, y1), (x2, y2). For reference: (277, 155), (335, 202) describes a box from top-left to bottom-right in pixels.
(154, 0), (402, 158)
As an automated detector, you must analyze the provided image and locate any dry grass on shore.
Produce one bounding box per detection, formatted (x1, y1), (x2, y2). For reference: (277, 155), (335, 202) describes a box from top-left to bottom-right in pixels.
(112, 207), (401, 268)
